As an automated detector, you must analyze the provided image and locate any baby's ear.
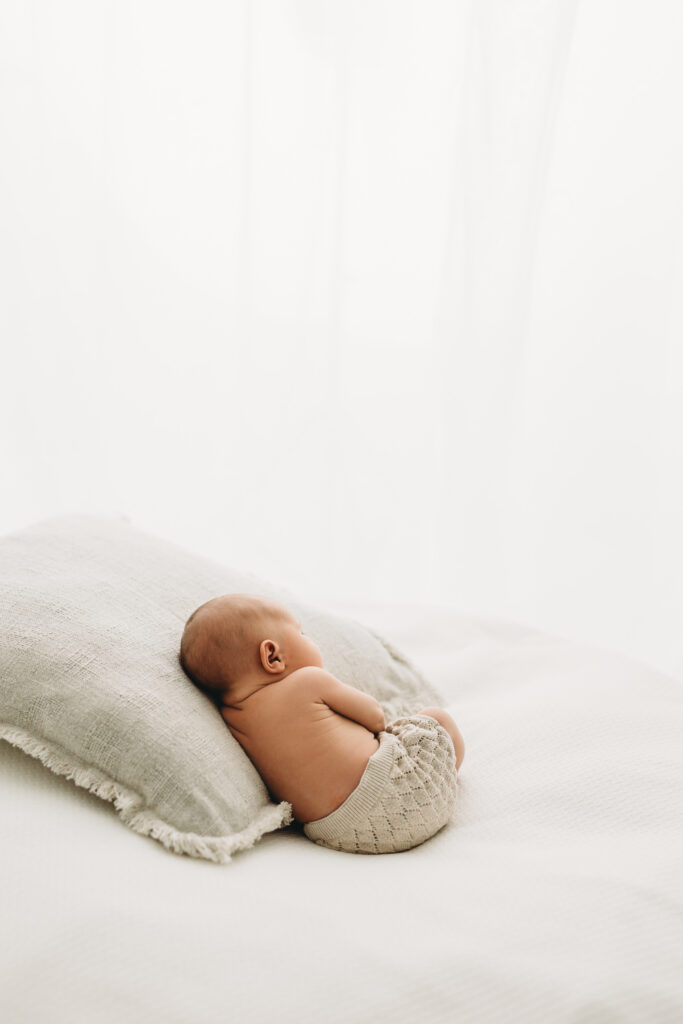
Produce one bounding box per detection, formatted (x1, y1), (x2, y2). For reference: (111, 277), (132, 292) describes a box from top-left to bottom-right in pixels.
(260, 639), (284, 673)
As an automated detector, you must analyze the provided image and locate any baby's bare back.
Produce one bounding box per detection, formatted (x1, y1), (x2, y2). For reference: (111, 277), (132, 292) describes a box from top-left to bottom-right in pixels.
(221, 671), (380, 823)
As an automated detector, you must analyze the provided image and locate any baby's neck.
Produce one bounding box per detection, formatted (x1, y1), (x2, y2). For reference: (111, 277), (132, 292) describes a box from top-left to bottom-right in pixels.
(222, 674), (278, 708)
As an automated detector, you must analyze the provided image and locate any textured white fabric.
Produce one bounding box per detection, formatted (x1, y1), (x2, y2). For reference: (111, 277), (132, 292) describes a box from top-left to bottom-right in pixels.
(303, 715), (457, 853)
(0, 516), (442, 862)
(1, 598), (682, 1023)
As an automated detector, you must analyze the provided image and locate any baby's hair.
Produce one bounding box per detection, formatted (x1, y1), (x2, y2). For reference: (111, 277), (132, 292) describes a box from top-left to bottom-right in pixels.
(178, 602), (222, 708)
(178, 594), (289, 708)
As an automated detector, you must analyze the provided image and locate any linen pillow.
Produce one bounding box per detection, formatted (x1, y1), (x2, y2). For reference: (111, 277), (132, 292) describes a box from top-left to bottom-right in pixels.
(0, 514), (443, 863)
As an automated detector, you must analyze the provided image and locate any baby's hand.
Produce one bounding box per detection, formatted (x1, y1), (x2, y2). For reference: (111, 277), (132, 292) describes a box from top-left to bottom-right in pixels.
(373, 703), (386, 734)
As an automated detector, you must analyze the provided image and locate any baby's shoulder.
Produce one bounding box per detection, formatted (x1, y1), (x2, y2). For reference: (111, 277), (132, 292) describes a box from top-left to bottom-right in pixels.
(283, 666), (332, 690)
(281, 666), (342, 698)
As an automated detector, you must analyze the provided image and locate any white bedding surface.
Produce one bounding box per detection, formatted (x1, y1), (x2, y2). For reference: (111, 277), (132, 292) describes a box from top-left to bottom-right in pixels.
(2, 601), (682, 1024)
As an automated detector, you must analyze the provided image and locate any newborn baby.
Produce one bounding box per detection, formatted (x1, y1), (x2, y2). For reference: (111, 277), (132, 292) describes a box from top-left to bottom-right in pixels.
(179, 594), (465, 854)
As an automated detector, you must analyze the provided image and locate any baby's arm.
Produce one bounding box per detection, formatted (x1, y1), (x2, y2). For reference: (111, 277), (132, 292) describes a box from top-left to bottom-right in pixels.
(307, 669), (385, 734)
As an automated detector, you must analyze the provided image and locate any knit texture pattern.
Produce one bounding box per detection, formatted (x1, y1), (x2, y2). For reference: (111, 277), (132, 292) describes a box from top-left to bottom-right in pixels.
(303, 714), (457, 854)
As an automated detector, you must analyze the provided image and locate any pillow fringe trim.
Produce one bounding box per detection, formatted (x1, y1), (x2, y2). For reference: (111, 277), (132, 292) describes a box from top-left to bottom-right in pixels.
(0, 724), (293, 864)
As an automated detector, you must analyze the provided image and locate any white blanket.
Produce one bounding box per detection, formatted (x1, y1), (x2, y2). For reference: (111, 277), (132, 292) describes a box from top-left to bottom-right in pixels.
(2, 600), (682, 1023)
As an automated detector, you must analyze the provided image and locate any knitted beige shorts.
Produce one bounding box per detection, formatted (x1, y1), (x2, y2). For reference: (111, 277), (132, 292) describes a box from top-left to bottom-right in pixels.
(302, 714), (458, 854)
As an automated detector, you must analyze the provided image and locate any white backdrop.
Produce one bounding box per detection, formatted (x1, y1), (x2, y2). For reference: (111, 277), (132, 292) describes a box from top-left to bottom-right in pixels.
(1, 0), (682, 680)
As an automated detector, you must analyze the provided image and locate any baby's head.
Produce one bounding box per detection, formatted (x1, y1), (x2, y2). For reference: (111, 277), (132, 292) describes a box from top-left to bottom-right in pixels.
(179, 594), (323, 708)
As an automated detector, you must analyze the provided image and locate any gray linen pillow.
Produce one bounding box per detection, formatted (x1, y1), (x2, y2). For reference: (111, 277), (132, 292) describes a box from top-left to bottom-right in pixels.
(0, 514), (443, 863)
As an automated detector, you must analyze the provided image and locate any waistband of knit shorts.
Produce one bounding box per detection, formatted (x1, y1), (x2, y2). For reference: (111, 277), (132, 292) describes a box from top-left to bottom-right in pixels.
(303, 730), (398, 841)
